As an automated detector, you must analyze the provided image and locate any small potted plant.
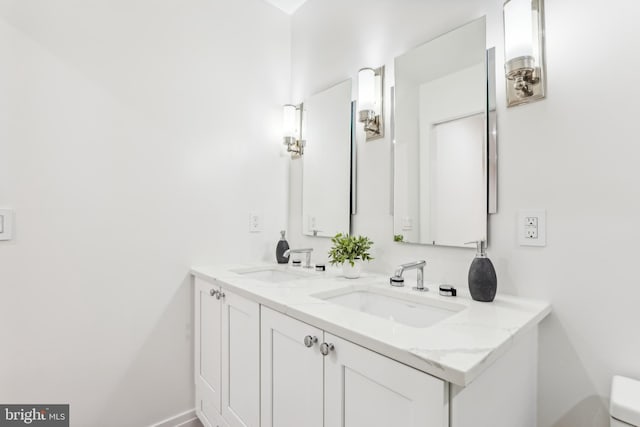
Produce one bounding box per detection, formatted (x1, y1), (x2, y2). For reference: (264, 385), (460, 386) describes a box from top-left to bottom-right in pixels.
(328, 233), (374, 279)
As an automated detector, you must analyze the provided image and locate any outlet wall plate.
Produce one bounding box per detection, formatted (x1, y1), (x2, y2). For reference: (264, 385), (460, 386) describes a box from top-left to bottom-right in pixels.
(0, 209), (14, 241)
(518, 209), (546, 247)
(249, 212), (262, 233)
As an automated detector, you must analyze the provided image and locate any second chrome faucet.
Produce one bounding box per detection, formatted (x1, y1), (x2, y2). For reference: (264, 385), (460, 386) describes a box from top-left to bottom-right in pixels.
(390, 260), (427, 292)
(284, 248), (314, 268)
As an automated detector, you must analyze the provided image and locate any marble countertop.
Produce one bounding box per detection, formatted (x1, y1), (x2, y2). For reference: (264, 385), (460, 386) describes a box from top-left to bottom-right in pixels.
(191, 263), (551, 387)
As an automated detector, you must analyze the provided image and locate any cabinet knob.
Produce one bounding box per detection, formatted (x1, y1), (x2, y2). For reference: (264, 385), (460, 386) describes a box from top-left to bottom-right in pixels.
(216, 291), (225, 300)
(210, 289), (218, 297)
(320, 342), (335, 356)
(303, 335), (318, 348)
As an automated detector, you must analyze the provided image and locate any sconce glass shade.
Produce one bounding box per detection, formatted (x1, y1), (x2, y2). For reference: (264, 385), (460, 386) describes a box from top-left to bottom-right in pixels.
(283, 104), (298, 139)
(503, 0), (546, 106)
(504, 0), (534, 62)
(358, 68), (376, 114)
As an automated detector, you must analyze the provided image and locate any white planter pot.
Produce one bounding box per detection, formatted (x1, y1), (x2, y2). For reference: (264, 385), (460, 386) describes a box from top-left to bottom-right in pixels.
(342, 261), (362, 279)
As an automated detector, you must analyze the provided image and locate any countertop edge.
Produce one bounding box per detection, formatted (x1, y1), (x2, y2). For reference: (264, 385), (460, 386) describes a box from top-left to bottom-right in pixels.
(190, 268), (551, 387)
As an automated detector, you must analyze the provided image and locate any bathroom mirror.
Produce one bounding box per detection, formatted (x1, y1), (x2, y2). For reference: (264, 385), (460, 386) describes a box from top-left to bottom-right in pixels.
(302, 79), (353, 237)
(393, 17), (492, 248)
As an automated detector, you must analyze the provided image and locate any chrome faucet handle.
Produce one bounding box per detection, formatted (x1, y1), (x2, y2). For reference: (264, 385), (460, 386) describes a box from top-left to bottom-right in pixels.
(390, 276), (405, 287)
(391, 260), (428, 291)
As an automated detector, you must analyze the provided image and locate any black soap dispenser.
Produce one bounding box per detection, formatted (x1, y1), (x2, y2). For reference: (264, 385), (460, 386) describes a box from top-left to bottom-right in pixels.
(468, 240), (497, 302)
(276, 230), (290, 264)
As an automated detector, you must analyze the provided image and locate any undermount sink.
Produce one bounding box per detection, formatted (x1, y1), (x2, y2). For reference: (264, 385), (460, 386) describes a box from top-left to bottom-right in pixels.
(315, 288), (463, 328)
(233, 267), (310, 283)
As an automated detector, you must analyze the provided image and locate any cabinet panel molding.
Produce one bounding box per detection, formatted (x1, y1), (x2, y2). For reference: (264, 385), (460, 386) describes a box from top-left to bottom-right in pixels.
(324, 333), (448, 427)
(260, 307), (324, 427)
(222, 291), (260, 427)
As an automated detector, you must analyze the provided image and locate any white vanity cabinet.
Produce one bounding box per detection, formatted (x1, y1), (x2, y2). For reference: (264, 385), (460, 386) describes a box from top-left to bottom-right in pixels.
(194, 277), (260, 427)
(261, 307), (448, 427)
(193, 268), (546, 427)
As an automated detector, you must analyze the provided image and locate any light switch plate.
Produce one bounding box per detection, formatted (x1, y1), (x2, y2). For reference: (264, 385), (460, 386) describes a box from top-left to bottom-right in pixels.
(0, 209), (14, 241)
(518, 209), (546, 247)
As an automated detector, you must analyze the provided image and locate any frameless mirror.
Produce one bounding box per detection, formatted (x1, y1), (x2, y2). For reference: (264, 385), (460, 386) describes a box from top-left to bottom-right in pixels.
(302, 79), (353, 237)
(393, 17), (492, 248)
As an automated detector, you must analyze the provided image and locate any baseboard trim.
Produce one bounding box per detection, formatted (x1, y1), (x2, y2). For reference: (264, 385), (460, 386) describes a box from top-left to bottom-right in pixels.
(150, 409), (197, 427)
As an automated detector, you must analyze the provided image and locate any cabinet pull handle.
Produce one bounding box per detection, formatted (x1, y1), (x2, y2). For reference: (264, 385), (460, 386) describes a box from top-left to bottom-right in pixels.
(216, 291), (225, 300)
(320, 342), (335, 356)
(303, 335), (318, 348)
(210, 289), (218, 297)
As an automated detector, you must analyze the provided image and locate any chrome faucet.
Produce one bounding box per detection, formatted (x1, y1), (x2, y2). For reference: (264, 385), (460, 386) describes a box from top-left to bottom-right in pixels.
(390, 260), (427, 291)
(284, 248), (314, 268)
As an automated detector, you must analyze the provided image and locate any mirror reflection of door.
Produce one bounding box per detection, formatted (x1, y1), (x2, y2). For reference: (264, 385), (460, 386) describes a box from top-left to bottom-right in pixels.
(425, 113), (485, 246)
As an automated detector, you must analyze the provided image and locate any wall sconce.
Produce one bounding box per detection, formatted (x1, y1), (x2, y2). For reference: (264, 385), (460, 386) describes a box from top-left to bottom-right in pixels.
(358, 66), (385, 141)
(503, 0), (546, 107)
(282, 103), (304, 157)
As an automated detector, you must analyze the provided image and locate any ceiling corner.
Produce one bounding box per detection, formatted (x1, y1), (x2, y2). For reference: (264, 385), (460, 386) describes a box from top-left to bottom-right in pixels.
(263, 0), (308, 15)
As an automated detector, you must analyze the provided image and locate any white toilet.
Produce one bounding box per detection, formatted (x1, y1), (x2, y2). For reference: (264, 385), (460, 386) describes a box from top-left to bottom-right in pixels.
(611, 376), (640, 426)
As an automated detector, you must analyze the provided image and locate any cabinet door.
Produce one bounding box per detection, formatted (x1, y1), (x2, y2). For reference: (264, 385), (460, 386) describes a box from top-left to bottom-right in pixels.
(195, 278), (223, 427)
(221, 290), (260, 427)
(261, 307), (324, 427)
(324, 333), (448, 427)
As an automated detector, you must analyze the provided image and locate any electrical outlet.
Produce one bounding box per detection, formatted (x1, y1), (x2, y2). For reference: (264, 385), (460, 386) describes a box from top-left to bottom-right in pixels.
(249, 212), (262, 233)
(524, 216), (538, 239)
(518, 210), (546, 247)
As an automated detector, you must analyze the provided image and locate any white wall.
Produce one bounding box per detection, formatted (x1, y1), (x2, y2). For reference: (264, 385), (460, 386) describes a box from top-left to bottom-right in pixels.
(289, 0), (640, 426)
(0, 0), (290, 425)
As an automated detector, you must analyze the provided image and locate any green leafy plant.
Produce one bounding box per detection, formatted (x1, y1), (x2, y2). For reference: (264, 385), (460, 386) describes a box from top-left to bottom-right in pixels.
(328, 233), (374, 267)
(394, 234), (404, 242)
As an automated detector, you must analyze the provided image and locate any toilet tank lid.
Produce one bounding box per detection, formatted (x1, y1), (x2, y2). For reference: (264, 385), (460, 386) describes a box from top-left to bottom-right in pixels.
(611, 376), (640, 425)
